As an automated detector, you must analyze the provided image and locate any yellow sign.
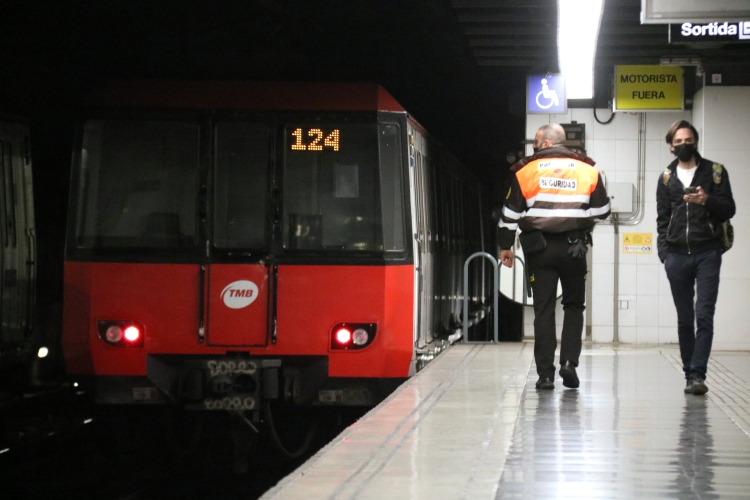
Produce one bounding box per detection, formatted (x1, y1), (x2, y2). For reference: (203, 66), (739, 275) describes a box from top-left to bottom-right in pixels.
(622, 233), (653, 254)
(614, 65), (683, 111)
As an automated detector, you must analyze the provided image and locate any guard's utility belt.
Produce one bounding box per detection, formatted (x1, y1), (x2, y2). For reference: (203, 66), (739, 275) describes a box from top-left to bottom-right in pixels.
(519, 230), (592, 255)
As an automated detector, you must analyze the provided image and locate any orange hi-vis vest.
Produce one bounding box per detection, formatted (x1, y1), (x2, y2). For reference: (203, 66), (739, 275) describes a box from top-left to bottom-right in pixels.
(499, 155), (610, 236)
(517, 157), (600, 204)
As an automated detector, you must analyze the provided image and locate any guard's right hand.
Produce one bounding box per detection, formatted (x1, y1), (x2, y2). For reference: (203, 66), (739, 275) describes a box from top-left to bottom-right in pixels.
(500, 249), (514, 268)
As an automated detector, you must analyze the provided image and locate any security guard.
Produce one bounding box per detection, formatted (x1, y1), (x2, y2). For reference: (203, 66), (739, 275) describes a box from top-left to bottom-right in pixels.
(498, 124), (610, 390)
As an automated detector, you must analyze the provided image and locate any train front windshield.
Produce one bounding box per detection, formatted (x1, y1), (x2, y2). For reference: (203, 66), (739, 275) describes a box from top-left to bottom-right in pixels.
(283, 123), (404, 253)
(72, 119), (405, 256)
(74, 120), (200, 250)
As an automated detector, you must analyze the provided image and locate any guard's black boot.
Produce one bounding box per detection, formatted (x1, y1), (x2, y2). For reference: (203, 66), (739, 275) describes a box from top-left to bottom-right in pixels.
(559, 361), (580, 389)
(535, 377), (554, 390)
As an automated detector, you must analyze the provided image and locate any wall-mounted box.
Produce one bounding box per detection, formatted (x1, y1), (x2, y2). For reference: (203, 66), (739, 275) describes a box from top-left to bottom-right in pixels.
(608, 182), (635, 213)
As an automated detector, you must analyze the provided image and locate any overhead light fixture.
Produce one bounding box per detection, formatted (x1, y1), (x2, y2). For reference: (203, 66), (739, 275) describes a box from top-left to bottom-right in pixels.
(558, 0), (604, 99)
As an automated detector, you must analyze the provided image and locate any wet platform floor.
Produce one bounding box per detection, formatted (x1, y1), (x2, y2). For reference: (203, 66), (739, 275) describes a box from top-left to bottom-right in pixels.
(262, 344), (750, 499)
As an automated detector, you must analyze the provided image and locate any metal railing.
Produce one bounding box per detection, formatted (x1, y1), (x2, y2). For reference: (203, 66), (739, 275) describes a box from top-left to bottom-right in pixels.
(462, 252), (498, 343)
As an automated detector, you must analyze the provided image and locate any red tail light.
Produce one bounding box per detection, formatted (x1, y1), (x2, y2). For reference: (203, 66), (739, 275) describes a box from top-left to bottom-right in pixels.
(98, 321), (145, 347)
(123, 326), (141, 343)
(335, 328), (352, 345)
(330, 323), (376, 350)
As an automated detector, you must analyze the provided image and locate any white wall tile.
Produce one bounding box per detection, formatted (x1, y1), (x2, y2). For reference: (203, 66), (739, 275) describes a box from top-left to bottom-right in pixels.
(615, 139), (639, 172)
(591, 262), (614, 298)
(720, 215), (750, 280)
(593, 139), (616, 175)
(636, 326), (659, 344)
(618, 264), (637, 295)
(703, 87), (750, 151)
(617, 305), (637, 327)
(645, 140), (664, 173)
(592, 235), (614, 264)
(615, 112), (640, 138)
(715, 278), (750, 341)
(659, 326), (678, 345)
(550, 110), (572, 124)
(636, 264), (660, 295)
(618, 326), (637, 343)
(592, 325), (614, 342)
(635, 204), (657, 234)
(614, 170), (637, 185)
(593, 115), (618, 140)
(636, 293), (660, 326)
(592, 293), (613, 326)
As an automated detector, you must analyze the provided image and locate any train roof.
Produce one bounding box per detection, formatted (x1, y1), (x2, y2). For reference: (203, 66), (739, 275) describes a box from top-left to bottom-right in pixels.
(101, 81), (407, 113)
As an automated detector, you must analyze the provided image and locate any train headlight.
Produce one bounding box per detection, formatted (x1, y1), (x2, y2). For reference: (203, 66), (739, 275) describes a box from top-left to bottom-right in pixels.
(330, 323), (376, 350)
(98, 320), (145, 347)
(105, 326), (123, 343)
(352, 328), (369, 345)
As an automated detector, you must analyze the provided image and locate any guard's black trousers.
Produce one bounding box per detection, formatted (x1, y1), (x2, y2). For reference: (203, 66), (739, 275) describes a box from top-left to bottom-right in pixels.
(529, 235), (587, 380)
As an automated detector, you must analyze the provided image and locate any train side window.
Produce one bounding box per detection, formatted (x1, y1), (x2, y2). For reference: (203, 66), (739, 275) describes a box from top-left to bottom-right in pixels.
(2, 140), (17, 247)
(378, 123), (405, 252)
(213, 122), (269, 249)
(74, 120), (200, 249)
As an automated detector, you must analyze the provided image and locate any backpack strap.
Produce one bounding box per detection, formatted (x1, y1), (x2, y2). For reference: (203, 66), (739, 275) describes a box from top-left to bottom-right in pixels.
(712, 163), (724, 184)
(662, 167), (671, 185)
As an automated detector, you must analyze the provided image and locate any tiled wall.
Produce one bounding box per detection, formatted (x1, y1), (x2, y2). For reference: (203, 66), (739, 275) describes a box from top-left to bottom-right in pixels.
(522, 87), (750, 349)
(694, 86), (750, 350)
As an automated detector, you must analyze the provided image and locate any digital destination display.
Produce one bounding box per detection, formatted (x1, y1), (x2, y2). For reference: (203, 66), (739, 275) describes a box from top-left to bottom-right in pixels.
(290, 128), (340, 151)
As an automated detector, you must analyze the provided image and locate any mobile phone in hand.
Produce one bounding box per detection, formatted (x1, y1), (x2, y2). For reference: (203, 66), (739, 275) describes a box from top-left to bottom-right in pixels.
(684, 186), (697, 194)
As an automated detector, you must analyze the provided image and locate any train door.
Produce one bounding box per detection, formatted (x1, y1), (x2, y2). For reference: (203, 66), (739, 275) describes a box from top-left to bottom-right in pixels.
(205, 122), (271, 347)
(408, 128), (433, 347)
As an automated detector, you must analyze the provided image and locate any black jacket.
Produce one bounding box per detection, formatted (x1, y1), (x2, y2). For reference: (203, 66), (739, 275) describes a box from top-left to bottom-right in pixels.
(656, 155), (736, 262)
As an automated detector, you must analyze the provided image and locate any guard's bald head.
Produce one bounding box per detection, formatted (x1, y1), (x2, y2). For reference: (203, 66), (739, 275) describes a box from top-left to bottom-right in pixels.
(537, 124), (566, 146)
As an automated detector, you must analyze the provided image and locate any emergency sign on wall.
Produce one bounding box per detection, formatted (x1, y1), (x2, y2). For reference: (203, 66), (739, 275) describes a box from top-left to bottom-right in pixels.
(614, 65), (684, 111)
(527, 74), (567, 114)
(622, 233), (653, 254)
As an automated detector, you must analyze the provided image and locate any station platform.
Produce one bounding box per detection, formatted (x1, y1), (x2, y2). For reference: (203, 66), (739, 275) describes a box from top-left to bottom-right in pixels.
(261, 343), (750, 499)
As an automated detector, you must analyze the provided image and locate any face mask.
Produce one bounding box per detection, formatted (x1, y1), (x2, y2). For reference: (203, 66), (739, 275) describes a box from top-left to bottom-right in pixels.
(673, 143), (696, 162)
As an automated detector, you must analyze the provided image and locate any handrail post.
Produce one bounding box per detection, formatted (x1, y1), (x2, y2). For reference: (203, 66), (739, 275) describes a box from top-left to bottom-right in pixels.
(462, 252), (499, 343)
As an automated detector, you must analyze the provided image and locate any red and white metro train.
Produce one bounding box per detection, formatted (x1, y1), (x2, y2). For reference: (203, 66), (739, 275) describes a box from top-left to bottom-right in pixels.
(62, 82), (492, 415)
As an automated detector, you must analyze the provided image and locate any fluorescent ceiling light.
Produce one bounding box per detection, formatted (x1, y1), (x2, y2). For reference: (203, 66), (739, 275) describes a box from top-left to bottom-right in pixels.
(558, 0), (604, 99)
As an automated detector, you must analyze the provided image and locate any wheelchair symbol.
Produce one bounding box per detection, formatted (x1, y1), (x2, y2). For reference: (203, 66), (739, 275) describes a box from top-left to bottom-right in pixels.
(535, 78), (560, 109)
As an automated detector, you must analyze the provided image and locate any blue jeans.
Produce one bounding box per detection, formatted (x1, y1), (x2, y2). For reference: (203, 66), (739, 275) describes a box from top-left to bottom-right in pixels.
(664, 248), (722, 380)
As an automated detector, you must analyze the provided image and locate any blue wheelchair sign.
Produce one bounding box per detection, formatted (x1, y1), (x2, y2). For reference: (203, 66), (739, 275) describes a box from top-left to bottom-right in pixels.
(528, 75), (567, 114)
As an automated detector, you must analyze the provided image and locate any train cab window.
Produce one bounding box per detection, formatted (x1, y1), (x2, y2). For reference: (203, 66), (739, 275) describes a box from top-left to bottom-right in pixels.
(378, 123), (405, 252)
(213, 122), (269, 249)
(74, 120), (200, 249)
(283, 123), (401, 253)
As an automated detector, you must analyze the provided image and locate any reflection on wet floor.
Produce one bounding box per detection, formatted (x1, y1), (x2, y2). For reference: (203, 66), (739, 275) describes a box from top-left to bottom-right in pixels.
(262, 345), (750, 500)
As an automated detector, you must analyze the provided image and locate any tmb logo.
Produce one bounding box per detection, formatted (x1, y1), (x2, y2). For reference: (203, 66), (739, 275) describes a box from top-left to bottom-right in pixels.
(221, 280), (259, 309)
